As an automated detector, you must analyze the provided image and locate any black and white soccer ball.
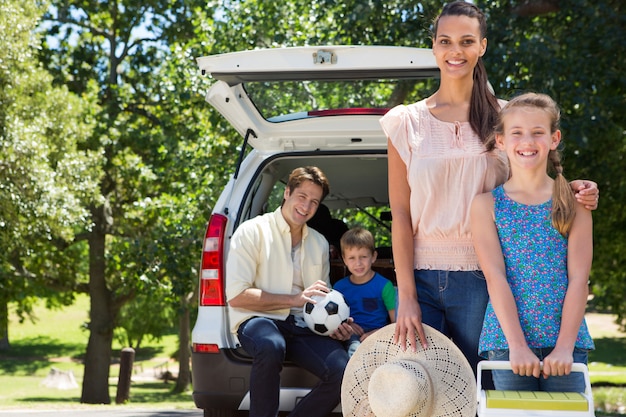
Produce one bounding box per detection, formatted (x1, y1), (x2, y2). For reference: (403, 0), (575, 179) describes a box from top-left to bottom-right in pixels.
(303, 289), (350, 336)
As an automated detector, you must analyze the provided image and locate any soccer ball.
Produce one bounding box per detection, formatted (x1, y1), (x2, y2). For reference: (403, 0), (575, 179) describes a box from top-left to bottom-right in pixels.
(303, 290), (350, 336)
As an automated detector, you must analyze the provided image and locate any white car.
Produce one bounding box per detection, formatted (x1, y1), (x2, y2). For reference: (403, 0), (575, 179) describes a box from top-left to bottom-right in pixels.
(191, 45), (438, 417)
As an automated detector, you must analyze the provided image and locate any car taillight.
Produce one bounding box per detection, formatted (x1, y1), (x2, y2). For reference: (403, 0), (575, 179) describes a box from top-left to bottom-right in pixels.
(199, 213), (228, 306)
(192, 343), (220, 353)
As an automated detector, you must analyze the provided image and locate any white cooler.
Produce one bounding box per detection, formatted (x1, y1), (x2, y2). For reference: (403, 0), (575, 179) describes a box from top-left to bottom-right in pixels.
(477, 361), (595, 417)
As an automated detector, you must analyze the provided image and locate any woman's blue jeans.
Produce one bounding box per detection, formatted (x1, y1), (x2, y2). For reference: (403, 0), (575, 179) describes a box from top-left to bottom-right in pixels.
(237, 315), (349, 417)
(413, 269), (489, 375)
(488, 348), (589, 392)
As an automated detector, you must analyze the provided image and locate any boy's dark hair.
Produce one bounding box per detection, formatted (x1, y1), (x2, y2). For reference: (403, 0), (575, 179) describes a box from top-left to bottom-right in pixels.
(340, 227), (376, 255)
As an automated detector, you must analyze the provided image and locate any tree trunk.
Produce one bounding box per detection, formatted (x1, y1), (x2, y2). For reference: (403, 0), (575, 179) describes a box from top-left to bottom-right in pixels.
(81, 205), (114, 404)
(512, 0), (560, 16)
(172, 294), (192, 394)
(0, 300), (10, 351)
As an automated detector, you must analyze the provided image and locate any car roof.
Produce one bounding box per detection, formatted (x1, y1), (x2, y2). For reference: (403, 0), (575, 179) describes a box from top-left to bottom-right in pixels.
(197, 46), (439, 152)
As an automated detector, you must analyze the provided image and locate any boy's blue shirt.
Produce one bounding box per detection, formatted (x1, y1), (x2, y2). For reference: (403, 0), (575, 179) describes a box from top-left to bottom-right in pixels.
(333, 272), (396, 333)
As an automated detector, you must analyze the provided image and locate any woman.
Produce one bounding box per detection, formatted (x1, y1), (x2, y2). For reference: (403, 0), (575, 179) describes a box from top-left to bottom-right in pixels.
(381, 1), (598, 374)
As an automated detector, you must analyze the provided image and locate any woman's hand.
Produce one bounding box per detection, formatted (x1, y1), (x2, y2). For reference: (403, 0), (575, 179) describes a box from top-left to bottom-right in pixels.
(570, 180), (599, 210)
(393, 298), (428, 351)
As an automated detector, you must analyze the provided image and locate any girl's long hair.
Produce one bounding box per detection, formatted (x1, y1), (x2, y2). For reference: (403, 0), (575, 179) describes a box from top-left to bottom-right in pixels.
(488, 93), (576, 236)
(433, 1), (501, 145)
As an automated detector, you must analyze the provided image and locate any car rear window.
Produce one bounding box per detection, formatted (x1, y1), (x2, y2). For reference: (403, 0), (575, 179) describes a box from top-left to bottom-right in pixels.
(244, 78), (437, 122)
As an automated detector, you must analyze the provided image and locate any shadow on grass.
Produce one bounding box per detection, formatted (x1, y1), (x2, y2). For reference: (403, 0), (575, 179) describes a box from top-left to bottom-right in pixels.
(1, 335), (84, 358)
(14, 395), (81, 404)
(11, 382), (191, 405)
(590, 337), (626, 366)
(1, 336), (171, 374)
(0, 336), (84, 374)
(114, 346), (169, 361)
(124, 382), (194, 403)
(0, 358), (57, 375)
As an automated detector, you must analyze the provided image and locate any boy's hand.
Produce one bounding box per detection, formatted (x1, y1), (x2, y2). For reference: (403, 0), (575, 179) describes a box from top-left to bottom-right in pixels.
(329, 317), (355, 341)
(350, 321), (364, 337)
(360, 329), (378, 342)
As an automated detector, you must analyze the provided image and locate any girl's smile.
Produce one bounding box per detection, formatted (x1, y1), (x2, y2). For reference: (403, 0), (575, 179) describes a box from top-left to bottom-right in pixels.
(497, 107), (560, 170)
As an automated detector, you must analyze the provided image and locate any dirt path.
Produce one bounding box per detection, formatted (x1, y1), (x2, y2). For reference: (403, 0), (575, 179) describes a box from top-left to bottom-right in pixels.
(585, 313), (626, 339)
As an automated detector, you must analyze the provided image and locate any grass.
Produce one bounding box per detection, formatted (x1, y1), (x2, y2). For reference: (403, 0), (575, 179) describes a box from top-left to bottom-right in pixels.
(1, 297), (625, 414)
(0, 294), (195, 410)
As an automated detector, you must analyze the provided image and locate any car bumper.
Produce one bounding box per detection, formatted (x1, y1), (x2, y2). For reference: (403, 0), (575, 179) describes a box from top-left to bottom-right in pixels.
(191, 349), (321, 412)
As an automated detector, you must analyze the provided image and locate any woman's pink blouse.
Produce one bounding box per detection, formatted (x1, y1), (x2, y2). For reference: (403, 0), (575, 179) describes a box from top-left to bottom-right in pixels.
(381, 100), (508, 271)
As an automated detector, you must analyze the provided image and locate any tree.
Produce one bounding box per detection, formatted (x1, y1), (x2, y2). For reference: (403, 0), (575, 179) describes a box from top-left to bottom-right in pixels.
(36, 0), (624, 404)
(480, 0), (626, 328)
(0, 0), (100, 350)
(40, 0), (227, 402)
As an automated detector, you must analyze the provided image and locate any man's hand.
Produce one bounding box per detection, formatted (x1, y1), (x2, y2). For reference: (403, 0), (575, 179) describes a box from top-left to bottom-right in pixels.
(296, 280), (331, 307)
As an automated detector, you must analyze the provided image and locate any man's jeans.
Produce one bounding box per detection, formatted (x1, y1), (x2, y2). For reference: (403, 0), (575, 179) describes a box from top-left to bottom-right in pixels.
(488, 348), (589, 392)
(237, 315), (349, 417)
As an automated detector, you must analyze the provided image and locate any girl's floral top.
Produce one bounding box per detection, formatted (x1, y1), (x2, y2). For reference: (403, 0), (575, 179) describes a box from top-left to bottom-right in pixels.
(479, 185), (594, 357)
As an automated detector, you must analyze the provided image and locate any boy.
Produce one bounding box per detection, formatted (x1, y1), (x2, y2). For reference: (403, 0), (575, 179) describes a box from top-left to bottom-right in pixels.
(334, 227), (396, 356)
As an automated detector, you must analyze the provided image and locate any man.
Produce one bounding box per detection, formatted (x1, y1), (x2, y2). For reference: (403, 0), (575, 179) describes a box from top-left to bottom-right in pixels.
(226, 166), (353, 417)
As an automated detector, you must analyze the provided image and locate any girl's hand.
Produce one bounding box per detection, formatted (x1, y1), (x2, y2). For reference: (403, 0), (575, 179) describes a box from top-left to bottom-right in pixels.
(509, 347), (541, 378)
(542, 348), (574, 378)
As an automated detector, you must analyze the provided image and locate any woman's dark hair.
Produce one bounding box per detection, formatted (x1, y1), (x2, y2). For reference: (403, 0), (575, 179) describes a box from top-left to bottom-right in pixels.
(433, 1), (500, 145)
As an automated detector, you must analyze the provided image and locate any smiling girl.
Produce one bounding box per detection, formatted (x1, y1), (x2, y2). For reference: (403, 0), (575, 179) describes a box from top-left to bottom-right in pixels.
(471, 93), (594, 392)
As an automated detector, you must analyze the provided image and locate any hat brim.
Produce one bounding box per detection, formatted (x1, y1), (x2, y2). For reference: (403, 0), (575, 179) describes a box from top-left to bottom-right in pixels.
(341, 323), (477, 417)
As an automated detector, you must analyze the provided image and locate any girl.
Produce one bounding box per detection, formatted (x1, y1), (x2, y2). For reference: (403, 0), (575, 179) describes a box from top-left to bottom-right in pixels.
(471, 93), (594, 392)
(381, 0), (598, 377)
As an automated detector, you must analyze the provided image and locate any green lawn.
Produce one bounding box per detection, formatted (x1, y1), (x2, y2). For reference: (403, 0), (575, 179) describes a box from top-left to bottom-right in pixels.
(1, 296), (625, 414)
(0, 294), (196, 410)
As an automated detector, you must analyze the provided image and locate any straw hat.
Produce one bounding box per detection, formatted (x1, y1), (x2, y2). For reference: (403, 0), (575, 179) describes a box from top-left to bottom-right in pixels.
(341, 323), (477, 417)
